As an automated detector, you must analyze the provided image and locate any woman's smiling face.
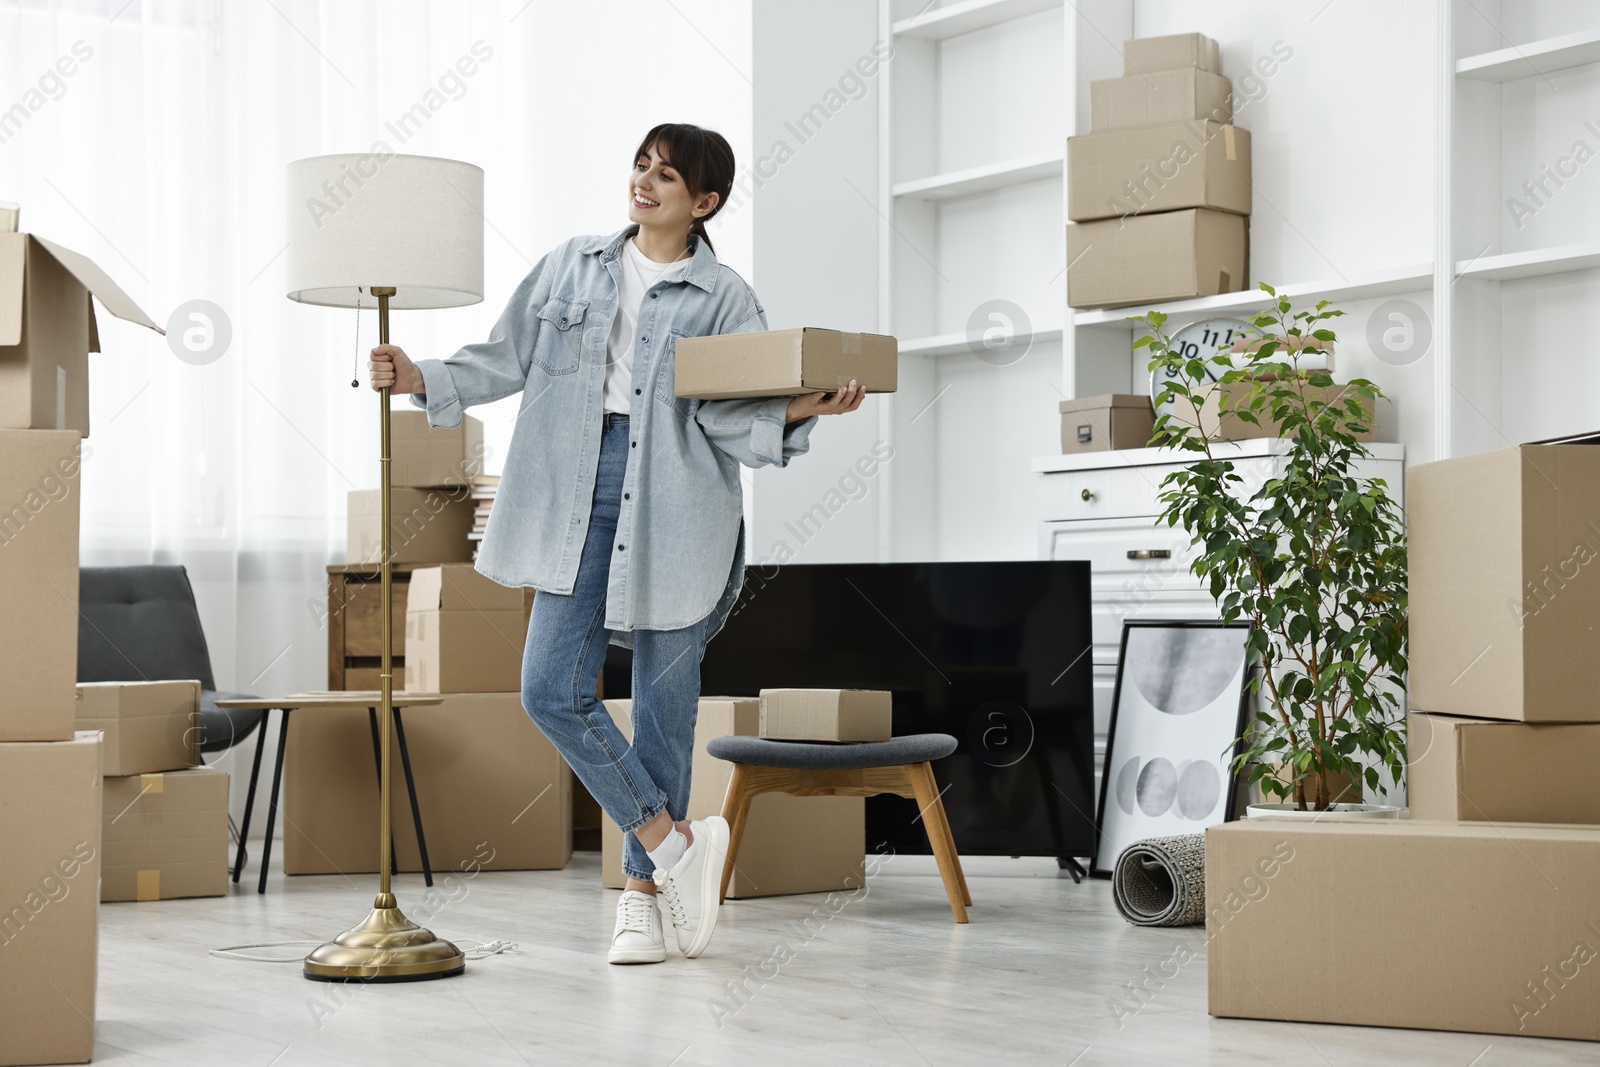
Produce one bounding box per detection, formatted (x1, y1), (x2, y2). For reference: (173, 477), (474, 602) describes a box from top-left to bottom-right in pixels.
(628, 141), (714, 230)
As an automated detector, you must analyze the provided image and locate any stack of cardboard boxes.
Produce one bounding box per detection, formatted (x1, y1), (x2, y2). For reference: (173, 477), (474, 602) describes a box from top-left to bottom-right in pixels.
(1207, 432), (1600, 1043)
(598, 689), (888, 896)
(1, 228), (161, 1065)
(1066, 33), (1251, 309)
(77, 681), (228, 903)
(284, 419), (573, 877)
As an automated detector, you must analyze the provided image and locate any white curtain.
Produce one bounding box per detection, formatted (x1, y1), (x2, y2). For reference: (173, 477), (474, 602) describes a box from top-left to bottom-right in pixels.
(1, 0), (752, 833)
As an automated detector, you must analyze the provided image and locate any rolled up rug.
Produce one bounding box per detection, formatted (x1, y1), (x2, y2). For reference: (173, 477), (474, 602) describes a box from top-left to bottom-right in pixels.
(1111, 834), (1206, 927)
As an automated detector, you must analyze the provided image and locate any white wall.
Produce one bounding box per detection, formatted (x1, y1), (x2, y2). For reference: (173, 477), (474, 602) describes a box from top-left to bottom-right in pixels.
(748, 0), (891, 564)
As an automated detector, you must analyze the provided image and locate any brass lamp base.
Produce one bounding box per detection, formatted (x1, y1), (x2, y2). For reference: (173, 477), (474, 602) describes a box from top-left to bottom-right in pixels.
(303, 893), (465, 983)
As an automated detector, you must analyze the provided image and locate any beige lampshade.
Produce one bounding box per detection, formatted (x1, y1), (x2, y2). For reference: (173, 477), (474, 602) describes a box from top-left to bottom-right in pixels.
(285, 152), (484, 310)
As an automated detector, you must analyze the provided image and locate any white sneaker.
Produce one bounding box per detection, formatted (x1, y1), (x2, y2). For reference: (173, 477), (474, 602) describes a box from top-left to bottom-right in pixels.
(607, 890), (666, 965)
(653, 816), (730, 959)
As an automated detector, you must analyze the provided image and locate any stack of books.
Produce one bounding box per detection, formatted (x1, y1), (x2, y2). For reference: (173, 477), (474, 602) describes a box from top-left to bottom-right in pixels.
(468, 474), (499, 560)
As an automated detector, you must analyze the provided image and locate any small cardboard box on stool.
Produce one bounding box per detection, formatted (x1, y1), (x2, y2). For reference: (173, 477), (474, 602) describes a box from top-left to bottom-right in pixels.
(100, 765), (229, 902)
(758, 688), (892, 742)
(599, 697), (865, 897)
(673, 328), (897, 399)
(0, 732), (102, 1067)
(284, 692), (571, 875)
(1206, 818), (1600, 1041)
(1408, 432), (1600, 721)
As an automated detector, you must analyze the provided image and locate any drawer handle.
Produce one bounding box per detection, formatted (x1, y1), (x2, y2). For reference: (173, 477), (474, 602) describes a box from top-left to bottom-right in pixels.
(1080, 488), (1095, 502)
(1127, 549), (1171, 560)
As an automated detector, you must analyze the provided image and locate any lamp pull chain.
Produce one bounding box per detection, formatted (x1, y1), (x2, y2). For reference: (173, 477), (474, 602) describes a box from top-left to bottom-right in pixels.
(351, 289), (363, 388)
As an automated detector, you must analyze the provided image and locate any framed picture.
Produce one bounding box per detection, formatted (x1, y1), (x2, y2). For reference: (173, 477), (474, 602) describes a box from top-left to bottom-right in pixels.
(1091, 619), (1254, 877)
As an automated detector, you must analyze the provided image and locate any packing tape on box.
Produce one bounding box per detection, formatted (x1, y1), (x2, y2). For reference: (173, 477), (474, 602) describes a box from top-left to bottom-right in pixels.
(1223, 124), (1237, 161)
(136, 869), (161, 901)
(841, 332), (862, 356)
(141, 772), (165, 794)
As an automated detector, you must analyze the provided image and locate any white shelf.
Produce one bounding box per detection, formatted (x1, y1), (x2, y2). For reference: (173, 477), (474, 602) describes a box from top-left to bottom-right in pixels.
(1070, 264), (1434, 327)
(900, 325), (1064, 358)
(1031, 439), (1407, 474)
(892, 0), (1061, 41)
(1456, 28), (1600, 82)
(1455, 242), (1600, 281)
(892, 151), (1063, 201)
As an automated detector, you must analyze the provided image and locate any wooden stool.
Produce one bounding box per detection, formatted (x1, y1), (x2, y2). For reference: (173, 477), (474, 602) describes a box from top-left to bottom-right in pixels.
(706, 733), (972, 923)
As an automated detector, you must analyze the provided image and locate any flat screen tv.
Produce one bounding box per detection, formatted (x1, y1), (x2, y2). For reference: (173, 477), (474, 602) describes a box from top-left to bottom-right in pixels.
(603, 561), (1096, 867)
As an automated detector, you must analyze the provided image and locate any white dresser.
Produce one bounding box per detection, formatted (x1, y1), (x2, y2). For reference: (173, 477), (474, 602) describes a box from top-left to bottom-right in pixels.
(1032, 440), (1407, 761)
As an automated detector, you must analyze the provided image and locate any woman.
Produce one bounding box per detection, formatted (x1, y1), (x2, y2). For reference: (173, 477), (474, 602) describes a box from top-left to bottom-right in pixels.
(369, 123), (865, 965)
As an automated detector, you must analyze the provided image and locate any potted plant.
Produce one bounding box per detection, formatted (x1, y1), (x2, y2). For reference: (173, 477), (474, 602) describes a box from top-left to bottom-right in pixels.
(1132, 284), (1407, 815)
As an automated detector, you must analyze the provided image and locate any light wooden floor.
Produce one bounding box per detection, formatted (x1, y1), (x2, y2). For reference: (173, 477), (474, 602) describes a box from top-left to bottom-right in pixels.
(91, 851), (1592, 1066)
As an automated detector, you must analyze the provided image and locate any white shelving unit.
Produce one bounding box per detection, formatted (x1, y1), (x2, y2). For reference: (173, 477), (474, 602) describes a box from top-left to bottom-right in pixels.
(891, 151), (1063, 200)
(1455, 27), (1600, 81)
(891, 0), (1062, 41)
(1442, 1), (1600, 456)
(875, 0), (1070, 559)
(1071, 265), (1434, 327)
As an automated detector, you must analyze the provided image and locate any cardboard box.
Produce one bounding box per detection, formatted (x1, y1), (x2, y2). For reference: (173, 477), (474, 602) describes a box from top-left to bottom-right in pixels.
(1057, 394), (1156, 453)
(1409, 712), (1600, 823)
(403, 564), (526, 693)
(1090, 69), (1231, 131)
(1206, 818), (1600, 1042)
(75, 680), (201, 776)
(599, 698), (865, 898)
(0, 233), (161, 436)
(1409, 434), (1600, 721)
(1122, 32), (1221, 75)
(100, 765), (228, 902)
(759, 688), (892, 742)
(0, 429), (83, 742)
(1170, 379), (1375, 441)
(0, 733), (102, 1066)
(346, 486), (475, 566)
(674, 327), (897, 400)
(1067, 208), (1247, 309)
(284, 692), (571, 875)
(1067, 121), (1250, 223)
(390, 411), (485, 489)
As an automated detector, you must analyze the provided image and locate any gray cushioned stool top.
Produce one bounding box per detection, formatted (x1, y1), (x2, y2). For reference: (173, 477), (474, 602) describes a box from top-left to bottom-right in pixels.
(706, 733), (957, 770)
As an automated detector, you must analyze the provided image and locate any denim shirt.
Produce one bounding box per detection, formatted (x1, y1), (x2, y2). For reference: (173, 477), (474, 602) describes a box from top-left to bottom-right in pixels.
(409, 224), (818, 648)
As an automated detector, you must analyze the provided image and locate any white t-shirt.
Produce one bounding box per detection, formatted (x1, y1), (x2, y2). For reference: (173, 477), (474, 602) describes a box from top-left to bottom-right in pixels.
(603, 238), (692, 414)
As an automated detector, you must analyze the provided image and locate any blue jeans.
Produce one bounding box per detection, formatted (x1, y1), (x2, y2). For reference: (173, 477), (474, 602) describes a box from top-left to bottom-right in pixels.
(521, 412), (709, 882)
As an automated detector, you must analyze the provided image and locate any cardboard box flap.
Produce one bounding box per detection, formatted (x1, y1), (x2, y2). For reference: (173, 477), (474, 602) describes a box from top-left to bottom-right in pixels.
(33, 235), (163, 339)
(0, 233), (24, 345)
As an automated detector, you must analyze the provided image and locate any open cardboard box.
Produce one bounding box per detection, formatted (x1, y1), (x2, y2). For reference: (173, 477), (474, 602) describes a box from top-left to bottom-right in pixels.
(0, 233), (162, 436)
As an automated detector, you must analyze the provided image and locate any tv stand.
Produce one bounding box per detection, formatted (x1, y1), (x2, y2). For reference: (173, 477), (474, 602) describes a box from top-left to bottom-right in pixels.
(1057, 855), (1086, 883)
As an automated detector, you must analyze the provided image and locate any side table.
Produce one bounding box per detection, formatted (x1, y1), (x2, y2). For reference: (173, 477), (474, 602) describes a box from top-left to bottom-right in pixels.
(215, 691), (444, 894)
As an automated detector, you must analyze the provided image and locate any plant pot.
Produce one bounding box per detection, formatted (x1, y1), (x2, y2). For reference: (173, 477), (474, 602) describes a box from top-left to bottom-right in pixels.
(1245, 802), (1400, 820)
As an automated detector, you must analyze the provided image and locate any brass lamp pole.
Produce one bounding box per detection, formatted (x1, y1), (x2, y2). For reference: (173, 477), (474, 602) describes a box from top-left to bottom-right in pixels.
(285, 153), (485, 983)
(302, 287), (464, 982)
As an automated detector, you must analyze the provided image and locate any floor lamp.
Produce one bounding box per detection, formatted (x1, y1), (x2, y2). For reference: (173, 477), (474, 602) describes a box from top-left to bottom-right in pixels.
(285, 152), (485, 982)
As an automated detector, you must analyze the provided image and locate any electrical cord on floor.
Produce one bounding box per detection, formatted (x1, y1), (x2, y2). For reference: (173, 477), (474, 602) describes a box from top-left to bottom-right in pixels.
(209, 939), (517, 963)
